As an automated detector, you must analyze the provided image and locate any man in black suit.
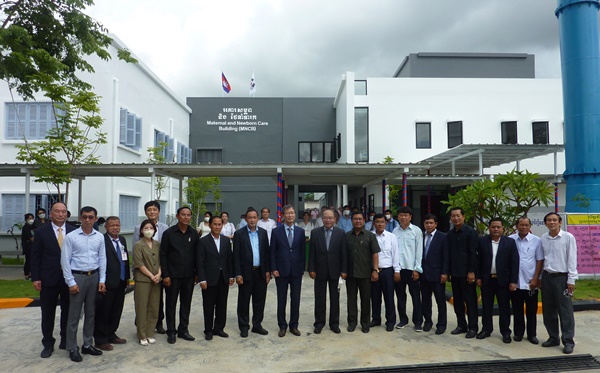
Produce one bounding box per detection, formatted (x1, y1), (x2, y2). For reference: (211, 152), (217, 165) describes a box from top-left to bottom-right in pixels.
(31, 202), (74, 358)
(420, 214), (449, 335)
(308, 208), (347, 334)
(160, 206), (199, 344)
(94, 216), (130, 350)
(447, 207), (479, 338)
(233, 207), (270, 338)
(197, 215), (234, 340)
(270, 205), (305, 337)
(476, 218), (519, 343)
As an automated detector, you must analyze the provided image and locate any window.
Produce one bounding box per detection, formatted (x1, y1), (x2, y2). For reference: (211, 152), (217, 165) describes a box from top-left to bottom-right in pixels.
(416, 122), (431, 149)
(447, 121), (463, 148)
(154, 130), (182, 163)
(5, 102), (57, 140)
(501, 121), (518, 144)
(197, 148), (223, 163)
(158, 200), (167, 223)
(298, 141), (336, 163)
(119, 108), (142, 150)
(355, 107), (369, 162)
(532, 121), (549, 144)
(355, 80), (367, 95)
(119, 195), (139, 231)
(177, 142), (192, 164)
(1, 194), (60, 231)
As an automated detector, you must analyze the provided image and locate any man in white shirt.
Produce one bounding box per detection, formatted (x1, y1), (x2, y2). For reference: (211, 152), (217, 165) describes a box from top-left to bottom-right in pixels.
(257, 207), (277, 242)
(392, 206), (423, 331)
(539, 212), (578, 355)
(509, 216), (544, 345)
(369, 213), (401, 331)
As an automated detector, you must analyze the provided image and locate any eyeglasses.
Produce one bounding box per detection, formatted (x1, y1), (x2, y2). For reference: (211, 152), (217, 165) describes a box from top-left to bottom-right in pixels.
(81, 215), (96, 220)
(563, 289), (574, 298)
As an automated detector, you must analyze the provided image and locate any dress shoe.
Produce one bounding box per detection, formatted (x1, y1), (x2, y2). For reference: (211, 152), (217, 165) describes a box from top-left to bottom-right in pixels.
(465, 330), (477, 339)
(347, 325), (356, 332)
(240, 330), (249, 338)
(313, 328), (322, 334)
(435, 328), (446, 335)
(542, 339), (560, 347)
(331, 326), (341, 334)
(476, 331), (491, 340)
(528, 336), (539, 345)
(69, 349), (82, 363)
(40, 346), (53, 358)
(451, 327), (467, 335)
(109, 336), (126, 344)
(414, 325), (423, 332)
(251, 326), (269, 335)
(213, 330), (229, 338)
(82, 345), (103, 356)
(278, 329), (286, 337)
(290, 328), (301, 336)
(96, 343), (113, 351)
(178, 332), (195, 341)
(167, 333), (176, 344)
(395, 321), (408, 329)
(361, 327), (370, 333)
(205, 332), (213, 341)
(58, 341), (66, 350)
(423, 323), (433, 332)
(155, 324), (166, 334)
(513, 336), (523, 342)
(502, 335), (512, 344)
(563, 344), (574, 354)
(368, 320), (381, 327)
(386, 325), (394, 332)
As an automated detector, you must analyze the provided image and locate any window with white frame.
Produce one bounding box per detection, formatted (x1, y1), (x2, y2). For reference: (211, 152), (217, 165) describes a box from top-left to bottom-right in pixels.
(5, 102), (58, 140)
(119, 108), (142, 150)
(177, 141), (192, 164)
(119, 195), (140, 231)
(0, 194), (62, 231)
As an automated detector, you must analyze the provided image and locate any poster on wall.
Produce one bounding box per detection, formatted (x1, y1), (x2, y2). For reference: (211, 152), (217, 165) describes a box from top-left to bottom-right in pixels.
(566, 214), (600, 275)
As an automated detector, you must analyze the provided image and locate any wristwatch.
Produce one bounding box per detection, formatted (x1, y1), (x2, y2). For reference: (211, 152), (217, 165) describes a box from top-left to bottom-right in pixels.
(372, 268), (380, 273)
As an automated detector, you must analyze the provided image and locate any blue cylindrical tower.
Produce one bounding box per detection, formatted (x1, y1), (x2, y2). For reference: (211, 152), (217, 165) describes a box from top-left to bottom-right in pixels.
(556, 0), (600, 212)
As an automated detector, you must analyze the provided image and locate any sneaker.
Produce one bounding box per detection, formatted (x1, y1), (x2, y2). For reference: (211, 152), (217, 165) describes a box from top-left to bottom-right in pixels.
(414, 325), (423, 332)
(395, 321), (408, 329)
(147, 338), (156, 344)
(139, 339), (148, 346)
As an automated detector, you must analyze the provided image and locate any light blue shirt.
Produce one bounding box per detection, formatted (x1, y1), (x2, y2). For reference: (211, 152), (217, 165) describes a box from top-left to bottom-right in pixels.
(392, 223), (423, 273)
(338, 216), (353, 232)
(61, 227), (107, 287)
(248, 227), (260, 266)
(509, 232), (544, 289)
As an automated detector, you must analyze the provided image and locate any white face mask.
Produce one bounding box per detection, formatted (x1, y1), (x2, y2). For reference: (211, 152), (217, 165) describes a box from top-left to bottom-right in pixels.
(369, 216), (374, 221)
(143, 230), (154, 238)
(343, 210), (350, 216)
(204, 217), (210, 222)
(26, 219), (34, 225)
(38, 214), (46, 219)
(385, 214), (391, 220)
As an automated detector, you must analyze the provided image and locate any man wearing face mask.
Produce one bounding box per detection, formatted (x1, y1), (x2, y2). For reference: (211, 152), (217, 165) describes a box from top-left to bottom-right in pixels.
(338, 205), (353, 232)
(22, 213), (35, 280)
(384, 209), (399, 233)
(364, 211), (376, 232)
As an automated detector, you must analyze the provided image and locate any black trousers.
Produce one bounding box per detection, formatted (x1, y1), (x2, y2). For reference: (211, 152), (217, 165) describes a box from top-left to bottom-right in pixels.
(314, 277), (340, 329)
(165, 276), (195, 334)
(450, 276), (478, 332)
(275, 275), (302, 330)
(202, 279), (230, 333)
(511, 288), (538, 338)
(40, 281), (70, 348)
(480, 277), (511, 335)
(94, 281), (126, 345)
(371, 267), (396, 327)
(395, 269), (423, 326)
(237, 269), (268, 332)
(346, 277), (371, 329)
(421, 279), (447, 330)
(156, 283), (165, 327)
(541, 271), (575, 346)
(23, 244), (31, 276)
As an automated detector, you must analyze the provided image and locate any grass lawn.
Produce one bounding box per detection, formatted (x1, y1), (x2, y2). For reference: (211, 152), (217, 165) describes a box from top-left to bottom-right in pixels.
(0, 279), (39, 298)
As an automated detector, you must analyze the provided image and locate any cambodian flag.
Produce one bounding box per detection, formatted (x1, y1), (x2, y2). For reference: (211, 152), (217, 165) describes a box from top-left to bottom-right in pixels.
(222, 72), (231, 93)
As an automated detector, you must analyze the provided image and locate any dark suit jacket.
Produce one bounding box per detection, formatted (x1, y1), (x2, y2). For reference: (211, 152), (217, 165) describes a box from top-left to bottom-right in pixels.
(477, 235), (520, 286)
(160, 224), (198, 278)
(197, 234), (233, 286)
(103, 233), (131, 289)
(421, 230), (449, 283)
(30, 223), (75, 287)
(308, 226), (347, 280)
(447, 223), (479, 277)
(233, 226), (270, 279)
(269, 224), (305, 278)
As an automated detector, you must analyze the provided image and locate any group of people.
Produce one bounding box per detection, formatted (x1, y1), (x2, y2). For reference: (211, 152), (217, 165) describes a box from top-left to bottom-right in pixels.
(29, 200), (579, 364)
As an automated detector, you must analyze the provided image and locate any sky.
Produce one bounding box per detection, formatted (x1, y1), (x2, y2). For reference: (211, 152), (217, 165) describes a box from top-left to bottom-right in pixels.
(86, 0), (566, 99)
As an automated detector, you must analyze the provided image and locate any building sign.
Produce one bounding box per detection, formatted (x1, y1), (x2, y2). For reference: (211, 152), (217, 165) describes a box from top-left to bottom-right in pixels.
(566, 213), (600, 275)
(206, 107), (269, 133)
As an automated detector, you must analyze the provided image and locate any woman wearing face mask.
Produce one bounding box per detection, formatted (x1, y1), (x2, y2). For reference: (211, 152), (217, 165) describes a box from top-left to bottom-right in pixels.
(133, 220), (162, 346)
(21, 213), (35, 280)
(197, 211), (212, 238)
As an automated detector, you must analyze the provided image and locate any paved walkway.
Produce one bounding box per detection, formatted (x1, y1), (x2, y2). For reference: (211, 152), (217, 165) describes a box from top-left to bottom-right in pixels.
(0, 266), (599, 372)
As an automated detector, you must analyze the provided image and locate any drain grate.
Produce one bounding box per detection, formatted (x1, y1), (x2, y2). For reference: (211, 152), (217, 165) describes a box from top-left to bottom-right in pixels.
(303, 354), (600, 373)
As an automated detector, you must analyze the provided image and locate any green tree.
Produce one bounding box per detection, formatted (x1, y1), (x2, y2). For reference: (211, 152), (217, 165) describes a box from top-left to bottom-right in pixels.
(185, 177), (222, 227)
(443, 170), (554, 235)
(147, 141), (168, 200)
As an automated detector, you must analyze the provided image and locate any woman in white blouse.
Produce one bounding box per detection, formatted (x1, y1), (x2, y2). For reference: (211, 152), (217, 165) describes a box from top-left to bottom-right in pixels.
(197, 211), (212, 237)
(220, 211), (236, 239)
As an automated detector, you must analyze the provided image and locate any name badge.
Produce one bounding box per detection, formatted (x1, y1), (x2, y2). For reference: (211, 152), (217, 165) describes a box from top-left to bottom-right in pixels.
(121, 250), (128, 261)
